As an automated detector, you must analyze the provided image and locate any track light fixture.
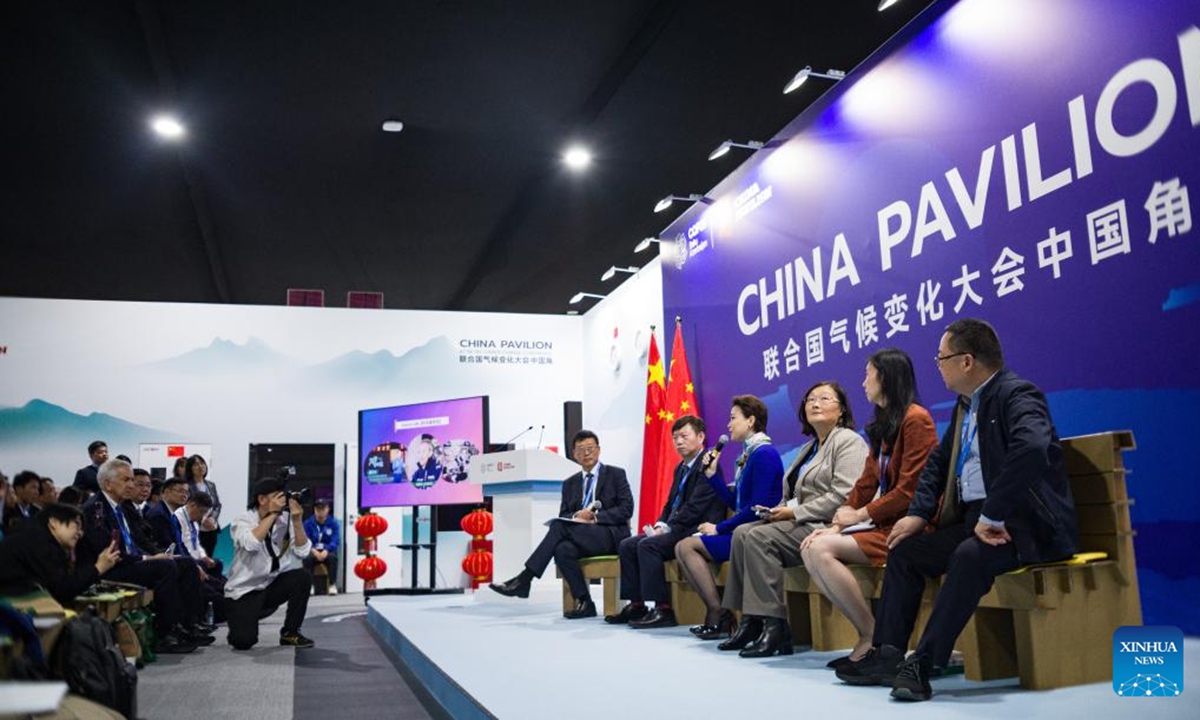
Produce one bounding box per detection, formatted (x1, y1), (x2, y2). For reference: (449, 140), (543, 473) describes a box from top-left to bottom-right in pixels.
(783, 66), (847, 94)
(601, 265), (639, 282)
(708, 139), (765, 161)
(569, 292), (606, 305)
(634, 237), (662, 253)
(653, 194), (704, 213)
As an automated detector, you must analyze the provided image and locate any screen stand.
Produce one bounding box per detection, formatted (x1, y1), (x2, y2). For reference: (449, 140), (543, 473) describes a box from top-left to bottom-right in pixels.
(367, 505), (464, 597)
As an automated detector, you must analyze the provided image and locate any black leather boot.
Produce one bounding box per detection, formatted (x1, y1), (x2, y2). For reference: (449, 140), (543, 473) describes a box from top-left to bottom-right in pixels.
(718, 615), (763, 651)
(739, 616), (794, 658)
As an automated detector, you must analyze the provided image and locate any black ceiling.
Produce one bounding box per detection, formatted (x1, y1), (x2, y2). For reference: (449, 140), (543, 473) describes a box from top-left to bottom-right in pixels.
(2, 0), (936, 314)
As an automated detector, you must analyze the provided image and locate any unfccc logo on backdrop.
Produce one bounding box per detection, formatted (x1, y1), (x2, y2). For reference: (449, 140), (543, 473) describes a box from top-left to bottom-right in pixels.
(1113, 626), (1184, 697)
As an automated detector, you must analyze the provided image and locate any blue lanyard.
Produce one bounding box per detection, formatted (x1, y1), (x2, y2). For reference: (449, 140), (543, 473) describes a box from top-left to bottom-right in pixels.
(114, 505), (136, 555)
(955, 406), (978, 480)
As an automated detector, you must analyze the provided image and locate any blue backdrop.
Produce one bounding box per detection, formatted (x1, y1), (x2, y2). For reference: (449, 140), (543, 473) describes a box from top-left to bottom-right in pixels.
(660, 0), (1200, 633)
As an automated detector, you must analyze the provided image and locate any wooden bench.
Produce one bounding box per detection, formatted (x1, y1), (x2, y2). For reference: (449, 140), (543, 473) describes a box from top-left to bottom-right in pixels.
(556, 555), (619, 616)
(667, 430), (1140, 690)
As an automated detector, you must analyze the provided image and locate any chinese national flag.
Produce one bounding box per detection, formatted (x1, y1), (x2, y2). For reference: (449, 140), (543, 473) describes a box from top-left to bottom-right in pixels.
(638, 332), (668, 529)
(646, 319), (700, 527)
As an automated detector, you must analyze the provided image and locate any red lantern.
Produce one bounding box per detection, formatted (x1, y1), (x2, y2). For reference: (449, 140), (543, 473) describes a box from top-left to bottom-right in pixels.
(460, 508), (494, 539)
(355, 512), (388, 539)
(355, 555), (387, 589)
(461, 550), (493, 584)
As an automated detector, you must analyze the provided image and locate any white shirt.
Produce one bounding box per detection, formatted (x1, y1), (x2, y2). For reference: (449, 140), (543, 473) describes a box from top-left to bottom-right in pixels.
(174, 506), (208, 562)
(224, 508), (311, 600)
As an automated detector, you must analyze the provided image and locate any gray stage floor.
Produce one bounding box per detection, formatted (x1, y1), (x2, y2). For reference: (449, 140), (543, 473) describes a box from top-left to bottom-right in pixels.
(368, 582), (1197, 720)
(138, 593), (444, 720)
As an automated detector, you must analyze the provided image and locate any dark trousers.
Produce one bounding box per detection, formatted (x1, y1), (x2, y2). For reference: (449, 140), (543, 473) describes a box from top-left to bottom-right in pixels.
(303, 554), (339, 589)
(224, 568), (311, 650)
(618, 530), (686, 604)
(526, 521), (622, 601)
(106, 558), (183, 635)
(169, 556), (205, 626)
(873, 504), (1018, 668)
(199, 529), (218, 559)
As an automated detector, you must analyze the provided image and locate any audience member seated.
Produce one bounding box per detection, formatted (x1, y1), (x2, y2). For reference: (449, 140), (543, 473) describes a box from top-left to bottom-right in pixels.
(0, 470), (10, 540)
(835, 319), (1078, 702)
(177, 491), (227, 622)
(72, 439), (107, 493)
(799, 349), (937, 666)
(0, 502), (122, 605)
(303, 499), (341, 595)
(38, 476), (58, 506)
(720, 382), (868, 658)
(608, 415), (725, 628)
(674, 395), (782, 639)
(4, 470), (45, 536)
(224, 477), (315, 650)
(489, 430), (634, 619)
(146, 478), (190, 551)
(76, 458), (209, 654)
(55, 485), (88, 507)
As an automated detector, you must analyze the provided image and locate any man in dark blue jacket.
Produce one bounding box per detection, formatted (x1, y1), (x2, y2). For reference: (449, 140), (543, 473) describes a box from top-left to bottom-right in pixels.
(608, 415), (725, 628)
(490, 430), (634, 619)
(837, 318), (1077, 701)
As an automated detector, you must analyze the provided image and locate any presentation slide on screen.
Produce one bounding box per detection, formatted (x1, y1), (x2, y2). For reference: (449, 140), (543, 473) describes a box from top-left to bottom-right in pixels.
(359, 396), (486, 507)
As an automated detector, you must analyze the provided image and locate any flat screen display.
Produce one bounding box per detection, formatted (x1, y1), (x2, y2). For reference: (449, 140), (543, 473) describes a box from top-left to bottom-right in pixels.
(358, 396), (488, 507)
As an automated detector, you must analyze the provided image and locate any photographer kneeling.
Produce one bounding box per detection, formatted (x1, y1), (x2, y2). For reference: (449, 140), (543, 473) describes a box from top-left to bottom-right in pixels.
(224, 477), (315, 650)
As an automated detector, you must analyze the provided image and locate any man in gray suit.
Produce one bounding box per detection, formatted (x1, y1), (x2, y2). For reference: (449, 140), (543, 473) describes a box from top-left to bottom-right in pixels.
(720, 382), (869, 658)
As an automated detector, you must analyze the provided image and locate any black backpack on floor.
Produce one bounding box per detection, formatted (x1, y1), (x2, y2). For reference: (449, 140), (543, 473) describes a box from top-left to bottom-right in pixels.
(51, 610), (138, 719)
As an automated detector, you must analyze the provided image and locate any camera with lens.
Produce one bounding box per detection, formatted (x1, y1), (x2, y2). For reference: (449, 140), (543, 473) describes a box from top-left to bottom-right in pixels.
(276, 465), (311, 506)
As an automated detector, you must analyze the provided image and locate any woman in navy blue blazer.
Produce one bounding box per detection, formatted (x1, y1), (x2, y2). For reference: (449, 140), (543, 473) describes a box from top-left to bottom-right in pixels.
(675, 394), (783, 639)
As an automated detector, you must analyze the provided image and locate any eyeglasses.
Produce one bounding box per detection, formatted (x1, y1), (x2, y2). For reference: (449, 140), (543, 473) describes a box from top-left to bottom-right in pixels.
(934, 351), (970, 366)
(574, 444), (599, 456)
(806, 396), (839, 406)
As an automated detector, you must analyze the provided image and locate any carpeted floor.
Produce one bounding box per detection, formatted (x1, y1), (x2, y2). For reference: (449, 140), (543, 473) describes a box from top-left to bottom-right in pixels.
(138, 593), (445, 720)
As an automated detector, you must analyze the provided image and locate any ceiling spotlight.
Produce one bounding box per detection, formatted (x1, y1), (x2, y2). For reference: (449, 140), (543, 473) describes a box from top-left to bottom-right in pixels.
(149, 114), (186, 140)
(567, 310), (580, 315)
(381, 119), (405, 132)
(653, 193), (704, 213)
(878, 0), (902, 10)
(601, 265), (639, 282)
(783, 66), (847, 94)
(569, 292), (606, 305)
(708, 139), (765, 161)
(563, 145), (592, 170)
(634, 237), (662, 253)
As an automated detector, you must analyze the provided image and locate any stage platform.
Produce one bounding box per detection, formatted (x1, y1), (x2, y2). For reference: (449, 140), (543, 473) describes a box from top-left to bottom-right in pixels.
(367, 583), (1196, 720)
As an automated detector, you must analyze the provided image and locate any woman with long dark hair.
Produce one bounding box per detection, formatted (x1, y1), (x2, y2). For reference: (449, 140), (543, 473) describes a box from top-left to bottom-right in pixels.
(185, 454), (223, 557)
(674, 395), (782, 639)
(799, 348), (938, 666)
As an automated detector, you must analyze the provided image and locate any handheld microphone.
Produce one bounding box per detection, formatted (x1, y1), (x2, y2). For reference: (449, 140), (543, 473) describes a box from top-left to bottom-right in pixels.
(502, 425), (535, 446)
(587, 499), (603, 513)
(704, 434), (729, 469)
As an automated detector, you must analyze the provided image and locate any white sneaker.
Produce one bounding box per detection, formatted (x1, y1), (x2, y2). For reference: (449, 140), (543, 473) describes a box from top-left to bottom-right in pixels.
(328, 585), (338, 596)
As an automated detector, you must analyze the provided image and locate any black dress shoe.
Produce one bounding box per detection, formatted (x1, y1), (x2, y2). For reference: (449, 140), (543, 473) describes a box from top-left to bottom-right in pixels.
(835, 644), (905, 686)
(605, 604), (649, 624)
(154, 633), (197, 654)
(489, 575), (531, 599)
(826, 654), (853, 669)
(176, 625), (216, 646)
(718, 615), (763, 651)
(280, 631), (316, 648)
(564, 598), (596, 619)
(739, 616), (794, 658)
(192, 622), (217, 634)
(891, 654), (933, 701)
(630, 607), (677, 629)
(693, 610), (735, 640)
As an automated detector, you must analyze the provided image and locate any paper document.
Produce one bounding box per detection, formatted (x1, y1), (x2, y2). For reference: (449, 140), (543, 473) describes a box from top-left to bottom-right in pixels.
(840, 519), (876, 534)
(543, 516), (593, 527)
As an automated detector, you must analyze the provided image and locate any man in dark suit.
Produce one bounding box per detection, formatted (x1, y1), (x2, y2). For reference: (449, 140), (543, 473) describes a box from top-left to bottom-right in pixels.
(0, 502), (122, 604)
(490, 430), (634, 619)
(145, 478), (190, 553)
(3, 471), (43, 536)
(837, 318), (1077, 701)
(76, 458), (210, 653)
(71, 440), (108, 493)
(607, 415), (725, 628)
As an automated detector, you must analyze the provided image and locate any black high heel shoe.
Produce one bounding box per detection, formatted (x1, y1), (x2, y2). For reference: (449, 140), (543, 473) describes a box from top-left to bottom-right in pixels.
(693, 610), (735, 640)
(739, 616), (794, 658)
(718, 615), (763, 651)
